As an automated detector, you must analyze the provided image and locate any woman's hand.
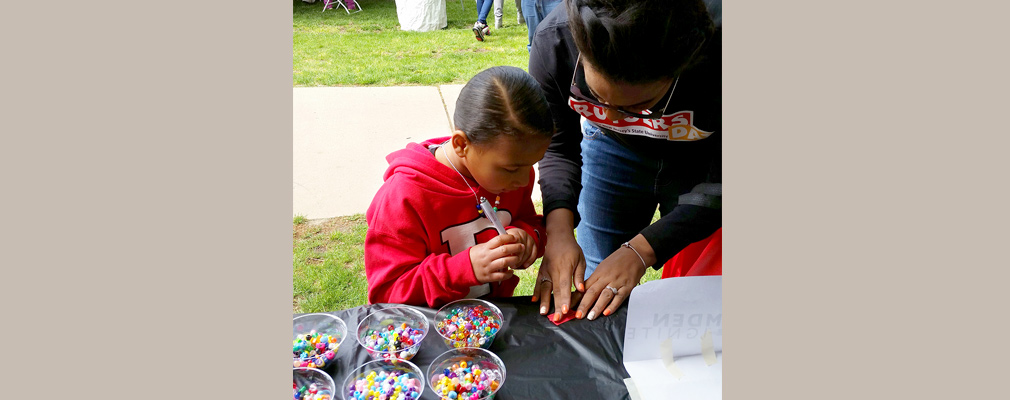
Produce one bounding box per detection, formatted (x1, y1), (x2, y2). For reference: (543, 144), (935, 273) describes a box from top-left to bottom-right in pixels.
(505, 228), (538, 270)
(534, 209), (586, 321)
(576, 235), (655, 320)
(469, 233), (524, 284)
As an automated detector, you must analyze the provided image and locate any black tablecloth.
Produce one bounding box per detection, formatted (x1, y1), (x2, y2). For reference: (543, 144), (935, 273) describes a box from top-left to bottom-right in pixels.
(295, 296), (631, 400)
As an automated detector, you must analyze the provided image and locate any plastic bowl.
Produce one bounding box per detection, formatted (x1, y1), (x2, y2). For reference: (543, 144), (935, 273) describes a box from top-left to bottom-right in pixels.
(356, 306), (428, 361)
(294, 313), (348, 369)
(434, 299), (503, 349)
(342, 359), (425, 400)
(427, 347), (506, 400)
(294, 367), (336, 400)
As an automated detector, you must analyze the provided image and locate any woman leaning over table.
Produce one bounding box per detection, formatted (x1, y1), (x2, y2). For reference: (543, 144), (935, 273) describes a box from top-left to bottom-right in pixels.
(528, 0), (722, 322)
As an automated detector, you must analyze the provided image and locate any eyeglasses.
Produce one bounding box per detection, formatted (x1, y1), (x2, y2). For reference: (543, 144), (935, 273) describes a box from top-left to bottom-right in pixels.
(569, 53), (679, 120)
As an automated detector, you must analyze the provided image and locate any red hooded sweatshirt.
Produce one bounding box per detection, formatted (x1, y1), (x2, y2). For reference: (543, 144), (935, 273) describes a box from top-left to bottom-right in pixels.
(365, 137), (546, 308)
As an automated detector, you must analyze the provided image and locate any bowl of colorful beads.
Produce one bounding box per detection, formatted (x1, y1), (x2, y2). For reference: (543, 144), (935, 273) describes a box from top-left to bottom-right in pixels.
(356, 305), (428, 361)
(427, 347), (506, 400)
(342, 359), (425, 400)
(293, 313), (347, 369)
(294, 367), (336, 400)
(434, 299), (503, 349)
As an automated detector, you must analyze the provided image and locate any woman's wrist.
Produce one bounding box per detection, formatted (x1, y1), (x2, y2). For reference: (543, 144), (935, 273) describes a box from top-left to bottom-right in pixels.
(626, 234), (657, 271)
(544, 208), (576, 238)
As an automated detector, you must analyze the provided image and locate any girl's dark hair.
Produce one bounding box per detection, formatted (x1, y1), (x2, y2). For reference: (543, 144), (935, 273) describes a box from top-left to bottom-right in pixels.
(453, 66), (555, 146)
(567, 0), (715, 84)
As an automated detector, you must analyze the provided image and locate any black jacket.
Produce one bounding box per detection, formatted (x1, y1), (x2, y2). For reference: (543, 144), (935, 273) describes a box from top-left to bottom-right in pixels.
(528, 2), (722, 266)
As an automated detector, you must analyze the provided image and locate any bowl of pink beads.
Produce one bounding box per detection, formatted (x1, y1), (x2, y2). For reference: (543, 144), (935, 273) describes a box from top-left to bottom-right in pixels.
(342, 359), (425, 400)
(293, 313), (347, 370)
(356, 306), (428, 361)
(294, 367), (336, 400)
(434, 299), (503, 349)
(427, 348), (506, 400)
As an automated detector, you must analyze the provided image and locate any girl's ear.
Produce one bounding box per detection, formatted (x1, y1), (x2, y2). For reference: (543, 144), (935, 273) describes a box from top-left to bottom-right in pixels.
(450, 130), (470, 159)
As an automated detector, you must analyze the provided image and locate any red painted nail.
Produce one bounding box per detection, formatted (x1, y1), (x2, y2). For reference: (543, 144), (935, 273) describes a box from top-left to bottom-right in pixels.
(603, 309), (612, 317)
(576, 310), (583, 319)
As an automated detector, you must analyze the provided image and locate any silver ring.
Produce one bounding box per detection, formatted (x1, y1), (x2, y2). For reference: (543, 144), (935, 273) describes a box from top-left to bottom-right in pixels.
(606, 286), (619, 295)
(540, 277), (552, 284)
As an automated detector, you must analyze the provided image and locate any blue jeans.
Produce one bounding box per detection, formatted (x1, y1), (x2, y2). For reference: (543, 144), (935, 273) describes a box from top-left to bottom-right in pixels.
(576, 121), (694, 279)
(522, 0), (562, 52)
(475, 0), (494, 24)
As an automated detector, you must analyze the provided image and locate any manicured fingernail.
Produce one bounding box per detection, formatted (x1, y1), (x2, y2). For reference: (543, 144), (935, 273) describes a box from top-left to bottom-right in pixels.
(531, 296), (537, 302)
(587, 310), (596, 320)
(540, 306), (547, 314)
(562, 305), (569, 314)
(553, 313), (560, 322)
(578, 283), (585, 291)
(603, 309), (612, 317)
(576, 310), (583, 319)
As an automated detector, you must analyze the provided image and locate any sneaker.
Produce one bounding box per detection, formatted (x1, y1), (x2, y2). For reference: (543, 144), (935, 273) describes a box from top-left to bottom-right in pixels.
(473, 22), (486, 42)
(484, 26), (491, 36)
(495, 16), (503, 29)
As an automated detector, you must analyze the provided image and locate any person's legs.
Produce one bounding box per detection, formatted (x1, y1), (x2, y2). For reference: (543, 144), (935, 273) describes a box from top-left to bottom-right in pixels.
(576, 121), (662, 279)
(537, 0), (562, 21)
(475, 0), (493, 25)
(525, 0), (562, 52)
(493, 0), (504, 28)
(522, 0), (537, 51)
(516, 0), (524, 24)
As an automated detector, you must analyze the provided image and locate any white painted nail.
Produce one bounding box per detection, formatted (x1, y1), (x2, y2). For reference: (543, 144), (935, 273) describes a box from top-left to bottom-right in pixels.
(540, 306), (547, 314)
(587, 310), (596, 320)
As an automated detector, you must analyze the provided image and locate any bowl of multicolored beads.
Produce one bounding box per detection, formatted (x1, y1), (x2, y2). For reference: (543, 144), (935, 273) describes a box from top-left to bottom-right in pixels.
(434, 299), (503, 349)
(427, 347), (506, 400)
(342, 359), (425, 400)
(294, 367), (336, 400)
(356, 306), (428, 361)
(293, 313), (347, 369)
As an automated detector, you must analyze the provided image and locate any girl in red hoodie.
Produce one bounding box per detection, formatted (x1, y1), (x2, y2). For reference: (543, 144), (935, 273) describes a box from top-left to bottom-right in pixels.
(365, 66), (554, 308)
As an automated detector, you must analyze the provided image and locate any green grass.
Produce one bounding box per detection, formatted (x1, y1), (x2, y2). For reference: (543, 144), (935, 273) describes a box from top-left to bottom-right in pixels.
(294, 0), (532, 86)
(293, 202), (664, 313)
(293, 214), (370, 312)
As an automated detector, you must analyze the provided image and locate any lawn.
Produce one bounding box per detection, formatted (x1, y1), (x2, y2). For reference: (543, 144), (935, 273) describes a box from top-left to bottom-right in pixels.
(294, 0), (533, 86)
(293, 203), (663, 313)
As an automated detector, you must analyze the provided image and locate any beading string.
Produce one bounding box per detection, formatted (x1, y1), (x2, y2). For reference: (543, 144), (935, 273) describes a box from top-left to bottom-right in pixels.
(441, 142), (500, 215)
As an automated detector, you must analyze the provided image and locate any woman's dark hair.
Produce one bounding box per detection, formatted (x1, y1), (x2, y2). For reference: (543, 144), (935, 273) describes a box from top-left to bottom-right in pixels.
(453, 66), (555, 146)
(567, 0), (715, 84)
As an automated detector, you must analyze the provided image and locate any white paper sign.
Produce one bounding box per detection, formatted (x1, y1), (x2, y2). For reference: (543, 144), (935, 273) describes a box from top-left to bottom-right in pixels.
(623, 276), (722, 400)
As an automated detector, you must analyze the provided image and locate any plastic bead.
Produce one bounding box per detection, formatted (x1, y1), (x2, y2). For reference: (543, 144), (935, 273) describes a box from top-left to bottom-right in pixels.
(294, 330), (342, 369)
(430, 361), (501, 400)
(437, 304), (501, 349)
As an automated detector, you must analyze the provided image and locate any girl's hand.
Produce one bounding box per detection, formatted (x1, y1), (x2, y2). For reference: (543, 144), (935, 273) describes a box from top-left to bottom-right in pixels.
(469, 233), (524, 284)
(505, 228), (538, 270)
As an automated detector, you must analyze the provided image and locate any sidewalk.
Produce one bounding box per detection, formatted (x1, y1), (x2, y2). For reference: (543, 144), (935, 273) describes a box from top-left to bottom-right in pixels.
(294, 86), (542, 219)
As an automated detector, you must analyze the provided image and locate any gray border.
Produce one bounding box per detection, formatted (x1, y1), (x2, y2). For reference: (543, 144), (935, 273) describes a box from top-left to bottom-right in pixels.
(3, 1), (292, 398)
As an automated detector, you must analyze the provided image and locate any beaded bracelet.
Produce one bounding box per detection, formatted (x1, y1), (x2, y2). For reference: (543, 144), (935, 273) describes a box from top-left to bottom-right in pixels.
(621, 241), (648, 270)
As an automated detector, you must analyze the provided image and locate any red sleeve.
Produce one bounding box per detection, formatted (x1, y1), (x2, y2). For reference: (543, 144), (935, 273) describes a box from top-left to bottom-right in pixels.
(365, 180), (483, 308)
(504, 169), (547, 258)
(365, 229), (483, 308)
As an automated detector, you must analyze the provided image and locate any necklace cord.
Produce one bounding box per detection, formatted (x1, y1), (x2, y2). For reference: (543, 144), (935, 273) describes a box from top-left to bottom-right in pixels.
(442, 143), (481, 203)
